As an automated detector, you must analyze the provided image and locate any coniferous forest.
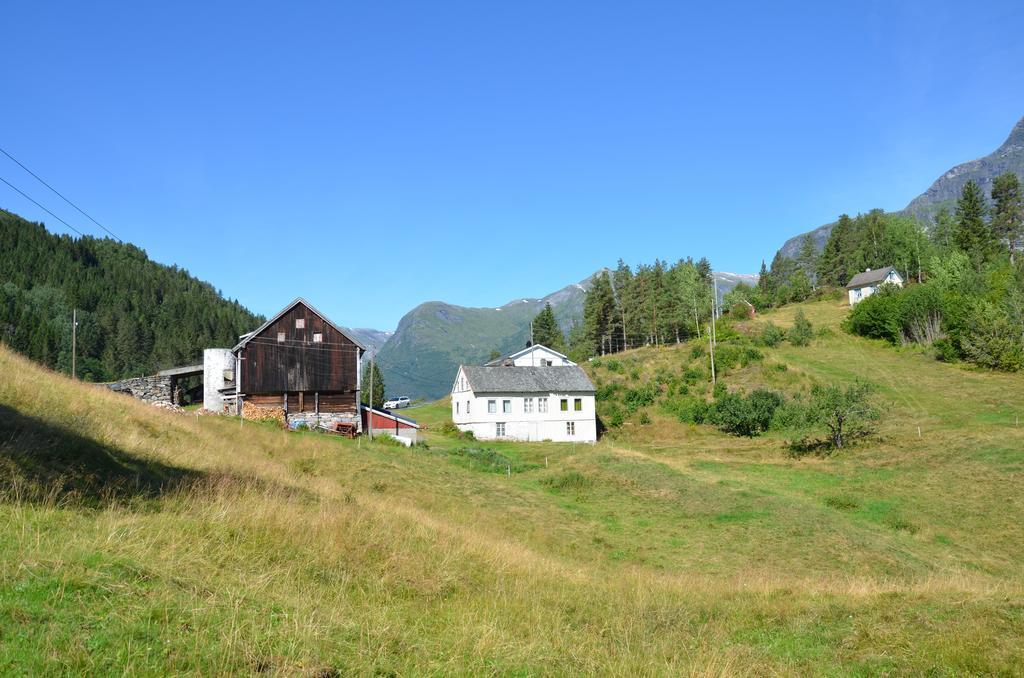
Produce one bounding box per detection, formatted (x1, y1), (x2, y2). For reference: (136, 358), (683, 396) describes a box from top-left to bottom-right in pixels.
(0, 209), (262, 381)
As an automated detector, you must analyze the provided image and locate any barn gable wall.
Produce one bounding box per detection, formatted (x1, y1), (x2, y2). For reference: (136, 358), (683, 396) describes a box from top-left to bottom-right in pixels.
(240, 302), (359, 401)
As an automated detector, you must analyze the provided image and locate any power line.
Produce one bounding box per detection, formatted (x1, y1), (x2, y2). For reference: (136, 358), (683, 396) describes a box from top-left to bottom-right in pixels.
(0, 176), (86, 237)
(0, 147), (122, 242)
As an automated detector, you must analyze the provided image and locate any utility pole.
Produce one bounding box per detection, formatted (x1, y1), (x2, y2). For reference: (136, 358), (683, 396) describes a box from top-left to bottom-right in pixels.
(709, 321), (716, 385)
(71, 309), (77, 379)
(368, 351), (374, 440)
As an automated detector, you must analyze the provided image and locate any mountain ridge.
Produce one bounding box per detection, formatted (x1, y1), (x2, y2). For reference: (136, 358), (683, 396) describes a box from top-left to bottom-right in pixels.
(776, 115), (1024, 260)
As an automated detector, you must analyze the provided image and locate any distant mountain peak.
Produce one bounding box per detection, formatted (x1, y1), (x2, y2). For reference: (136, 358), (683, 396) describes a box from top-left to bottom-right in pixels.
(998, 116), (1024, 152)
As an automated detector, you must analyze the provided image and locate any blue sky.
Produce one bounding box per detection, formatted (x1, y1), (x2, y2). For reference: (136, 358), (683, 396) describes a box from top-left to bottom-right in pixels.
(2, 1), (1023, 330)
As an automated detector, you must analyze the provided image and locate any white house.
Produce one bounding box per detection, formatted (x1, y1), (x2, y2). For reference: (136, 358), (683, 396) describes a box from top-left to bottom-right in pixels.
(846, 266), (904, 306)
(485, 344), (575, 367)
(451, 359), (597, 443)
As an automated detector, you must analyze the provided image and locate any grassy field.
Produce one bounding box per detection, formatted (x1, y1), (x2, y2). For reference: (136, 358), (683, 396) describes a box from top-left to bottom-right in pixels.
(2, 299), (1024, 674)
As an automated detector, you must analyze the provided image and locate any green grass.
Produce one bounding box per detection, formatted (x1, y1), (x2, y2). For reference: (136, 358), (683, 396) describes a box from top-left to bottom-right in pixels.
(2, 299), (1024, 673)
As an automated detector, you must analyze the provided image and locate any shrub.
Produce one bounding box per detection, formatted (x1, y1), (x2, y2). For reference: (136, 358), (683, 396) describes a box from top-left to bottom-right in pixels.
(788, 310), (814, 346)
(638, 410), (651, 425)
(448, 446), (535, 473)
(758, 322), (786, 347)
(682, 366), (704, 384)
(797, 381), (879, 450)
(605, 359), (623, 373)
(623, 385), (657, 413)
(690, 345), (705, 360)
(661, 396), (709, 424)
(437, 420), (474, 439)
(629, 368), (641, 381)
(601, 403), (625, 428)
(960, 302), (1024, 371)
(595, 383), (621, 401)
(708, 388), (783, 437)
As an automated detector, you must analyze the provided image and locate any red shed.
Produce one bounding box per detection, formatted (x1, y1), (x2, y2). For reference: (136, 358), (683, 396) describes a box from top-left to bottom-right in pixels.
(361, 406), (420, 444)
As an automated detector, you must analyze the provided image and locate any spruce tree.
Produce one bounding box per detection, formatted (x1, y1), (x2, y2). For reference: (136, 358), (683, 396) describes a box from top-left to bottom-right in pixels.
(954, 180), (995, 268)
(360, 361), (386, 409)
(582, 272), (617, 356)
(531, 303), (565, 352)
(991, 172), (1022, 262)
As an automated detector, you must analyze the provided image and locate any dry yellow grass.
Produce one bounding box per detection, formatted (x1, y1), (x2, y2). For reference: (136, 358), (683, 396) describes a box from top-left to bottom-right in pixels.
(2, 308), (1024, 675)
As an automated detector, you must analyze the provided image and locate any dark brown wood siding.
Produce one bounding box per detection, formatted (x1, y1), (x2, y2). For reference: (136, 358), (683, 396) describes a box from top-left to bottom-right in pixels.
(240, 302), (360, 403)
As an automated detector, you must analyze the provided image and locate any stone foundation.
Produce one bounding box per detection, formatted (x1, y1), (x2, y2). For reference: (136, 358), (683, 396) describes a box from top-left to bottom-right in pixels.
(286, 412), (359, 431)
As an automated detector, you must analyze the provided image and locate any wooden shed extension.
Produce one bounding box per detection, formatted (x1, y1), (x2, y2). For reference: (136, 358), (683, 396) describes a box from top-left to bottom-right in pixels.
(233, 298), (365, 418)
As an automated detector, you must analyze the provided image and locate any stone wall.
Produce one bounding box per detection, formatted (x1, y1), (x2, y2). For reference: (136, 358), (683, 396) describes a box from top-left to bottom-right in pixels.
(286, 411), (360, 431)
(106, 376), (174, 403)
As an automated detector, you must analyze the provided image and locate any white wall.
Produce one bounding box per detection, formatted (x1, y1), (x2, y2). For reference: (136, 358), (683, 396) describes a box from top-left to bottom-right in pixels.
(451, 377), (596, 443)
(203, 348), (235, 412)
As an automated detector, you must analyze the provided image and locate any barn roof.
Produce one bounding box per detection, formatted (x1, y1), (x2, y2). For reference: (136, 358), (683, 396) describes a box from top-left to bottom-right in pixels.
(845, 266), (900, 289)
(460, 365), (595, 394)
(484, 344), (571, 366)
(232, 297), (367, 352)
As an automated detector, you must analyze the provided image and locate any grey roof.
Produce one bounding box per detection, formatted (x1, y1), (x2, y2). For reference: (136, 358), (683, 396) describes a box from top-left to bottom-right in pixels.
(484, 343), (570, 366)
(232, 297), (367, 352)
(460, 365), (595, 394)
(846, 266), (899, 289)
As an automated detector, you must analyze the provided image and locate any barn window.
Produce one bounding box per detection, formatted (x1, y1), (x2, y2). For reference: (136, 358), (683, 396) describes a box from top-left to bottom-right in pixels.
(277, 332), (285, 343)
(295, 318), (305, 329)
(313, 333), (323, 343)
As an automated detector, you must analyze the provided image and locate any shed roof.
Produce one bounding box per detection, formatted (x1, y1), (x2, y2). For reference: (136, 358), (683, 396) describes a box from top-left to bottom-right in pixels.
(361, 405), (420, 428)
(460, 365), (595, 394)
(232, 297), (367, 352)
(846, 266), (899, 289)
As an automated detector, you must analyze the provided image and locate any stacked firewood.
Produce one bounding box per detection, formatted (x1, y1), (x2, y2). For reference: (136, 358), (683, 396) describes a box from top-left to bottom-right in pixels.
(242, 401), (286, 427)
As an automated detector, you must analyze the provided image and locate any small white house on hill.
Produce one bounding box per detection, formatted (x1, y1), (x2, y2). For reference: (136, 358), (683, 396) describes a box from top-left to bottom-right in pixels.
(846, 266), (903, 306)
(486, 344), (575, 367)
(451, 361), (596, 443)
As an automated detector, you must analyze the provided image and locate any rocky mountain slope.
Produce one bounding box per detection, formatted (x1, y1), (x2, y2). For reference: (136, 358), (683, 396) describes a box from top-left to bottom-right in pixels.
(776, 115), (1024, 260)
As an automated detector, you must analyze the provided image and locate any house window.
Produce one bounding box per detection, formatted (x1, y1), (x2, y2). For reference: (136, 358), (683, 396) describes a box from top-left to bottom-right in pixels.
(488, 400), (496, 414)
(277, 332), (285, 343)
(566, 421), (575, 436)
(503, 400), (511, 414)
(456, 402), (460, 414)
(295, 318), (305, 329)
(538, 397), (548, 413)
(312, 333), (323, 343)
(496, 422), (505, 437)
(574, 398), (582, 411)
(560, 399), (568, 412)
(466, 401), (471, 414)
(524, 397), (533, 414)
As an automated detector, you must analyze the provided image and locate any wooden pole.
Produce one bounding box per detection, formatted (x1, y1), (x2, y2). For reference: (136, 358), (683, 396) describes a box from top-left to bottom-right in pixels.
(369, 352), (374, 440)
(71, 308), (77, 379)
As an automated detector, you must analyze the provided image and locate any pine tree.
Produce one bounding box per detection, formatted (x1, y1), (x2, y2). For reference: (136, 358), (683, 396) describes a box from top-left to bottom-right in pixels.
(531, 303), (565, 352)
(991, 172), (1022, 263)
(360, 361), (386, 409)
(796, 234), (818, 289)
(954, 180), (995, 268)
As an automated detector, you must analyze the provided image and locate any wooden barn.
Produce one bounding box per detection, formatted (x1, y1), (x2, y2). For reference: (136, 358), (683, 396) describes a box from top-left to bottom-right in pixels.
(231, 298), (365, 430)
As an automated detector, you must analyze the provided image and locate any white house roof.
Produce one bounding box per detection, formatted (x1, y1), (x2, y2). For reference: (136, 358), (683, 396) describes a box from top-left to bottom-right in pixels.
(846, 266), (899, 290)
(484, 343), (571, 366)
(232, 297), (367, 352)
(460, 365), (595, 394)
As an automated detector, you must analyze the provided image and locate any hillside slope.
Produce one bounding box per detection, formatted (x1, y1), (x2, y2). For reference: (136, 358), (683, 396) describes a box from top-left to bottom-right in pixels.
(0, 209), (262, 380)
(2, 297), (1024, 673)
(777, 115), (1024, 259)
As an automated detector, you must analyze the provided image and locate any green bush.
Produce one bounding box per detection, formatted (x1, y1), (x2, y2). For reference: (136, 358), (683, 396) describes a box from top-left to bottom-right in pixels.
(758, 322), (786, 347)
(788, 310), (814, 346)
(661, 396), (709, 424)
(605, 359), (623, 373)
(682, 366), (704, 384)
(595, 383), (621, 401)
(708, 388), (783, 437)
(690, 345), (705, 360)
(638, 410), (651, 425)
(542, 470), (593, 492)
(623, 385), (657, 413)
